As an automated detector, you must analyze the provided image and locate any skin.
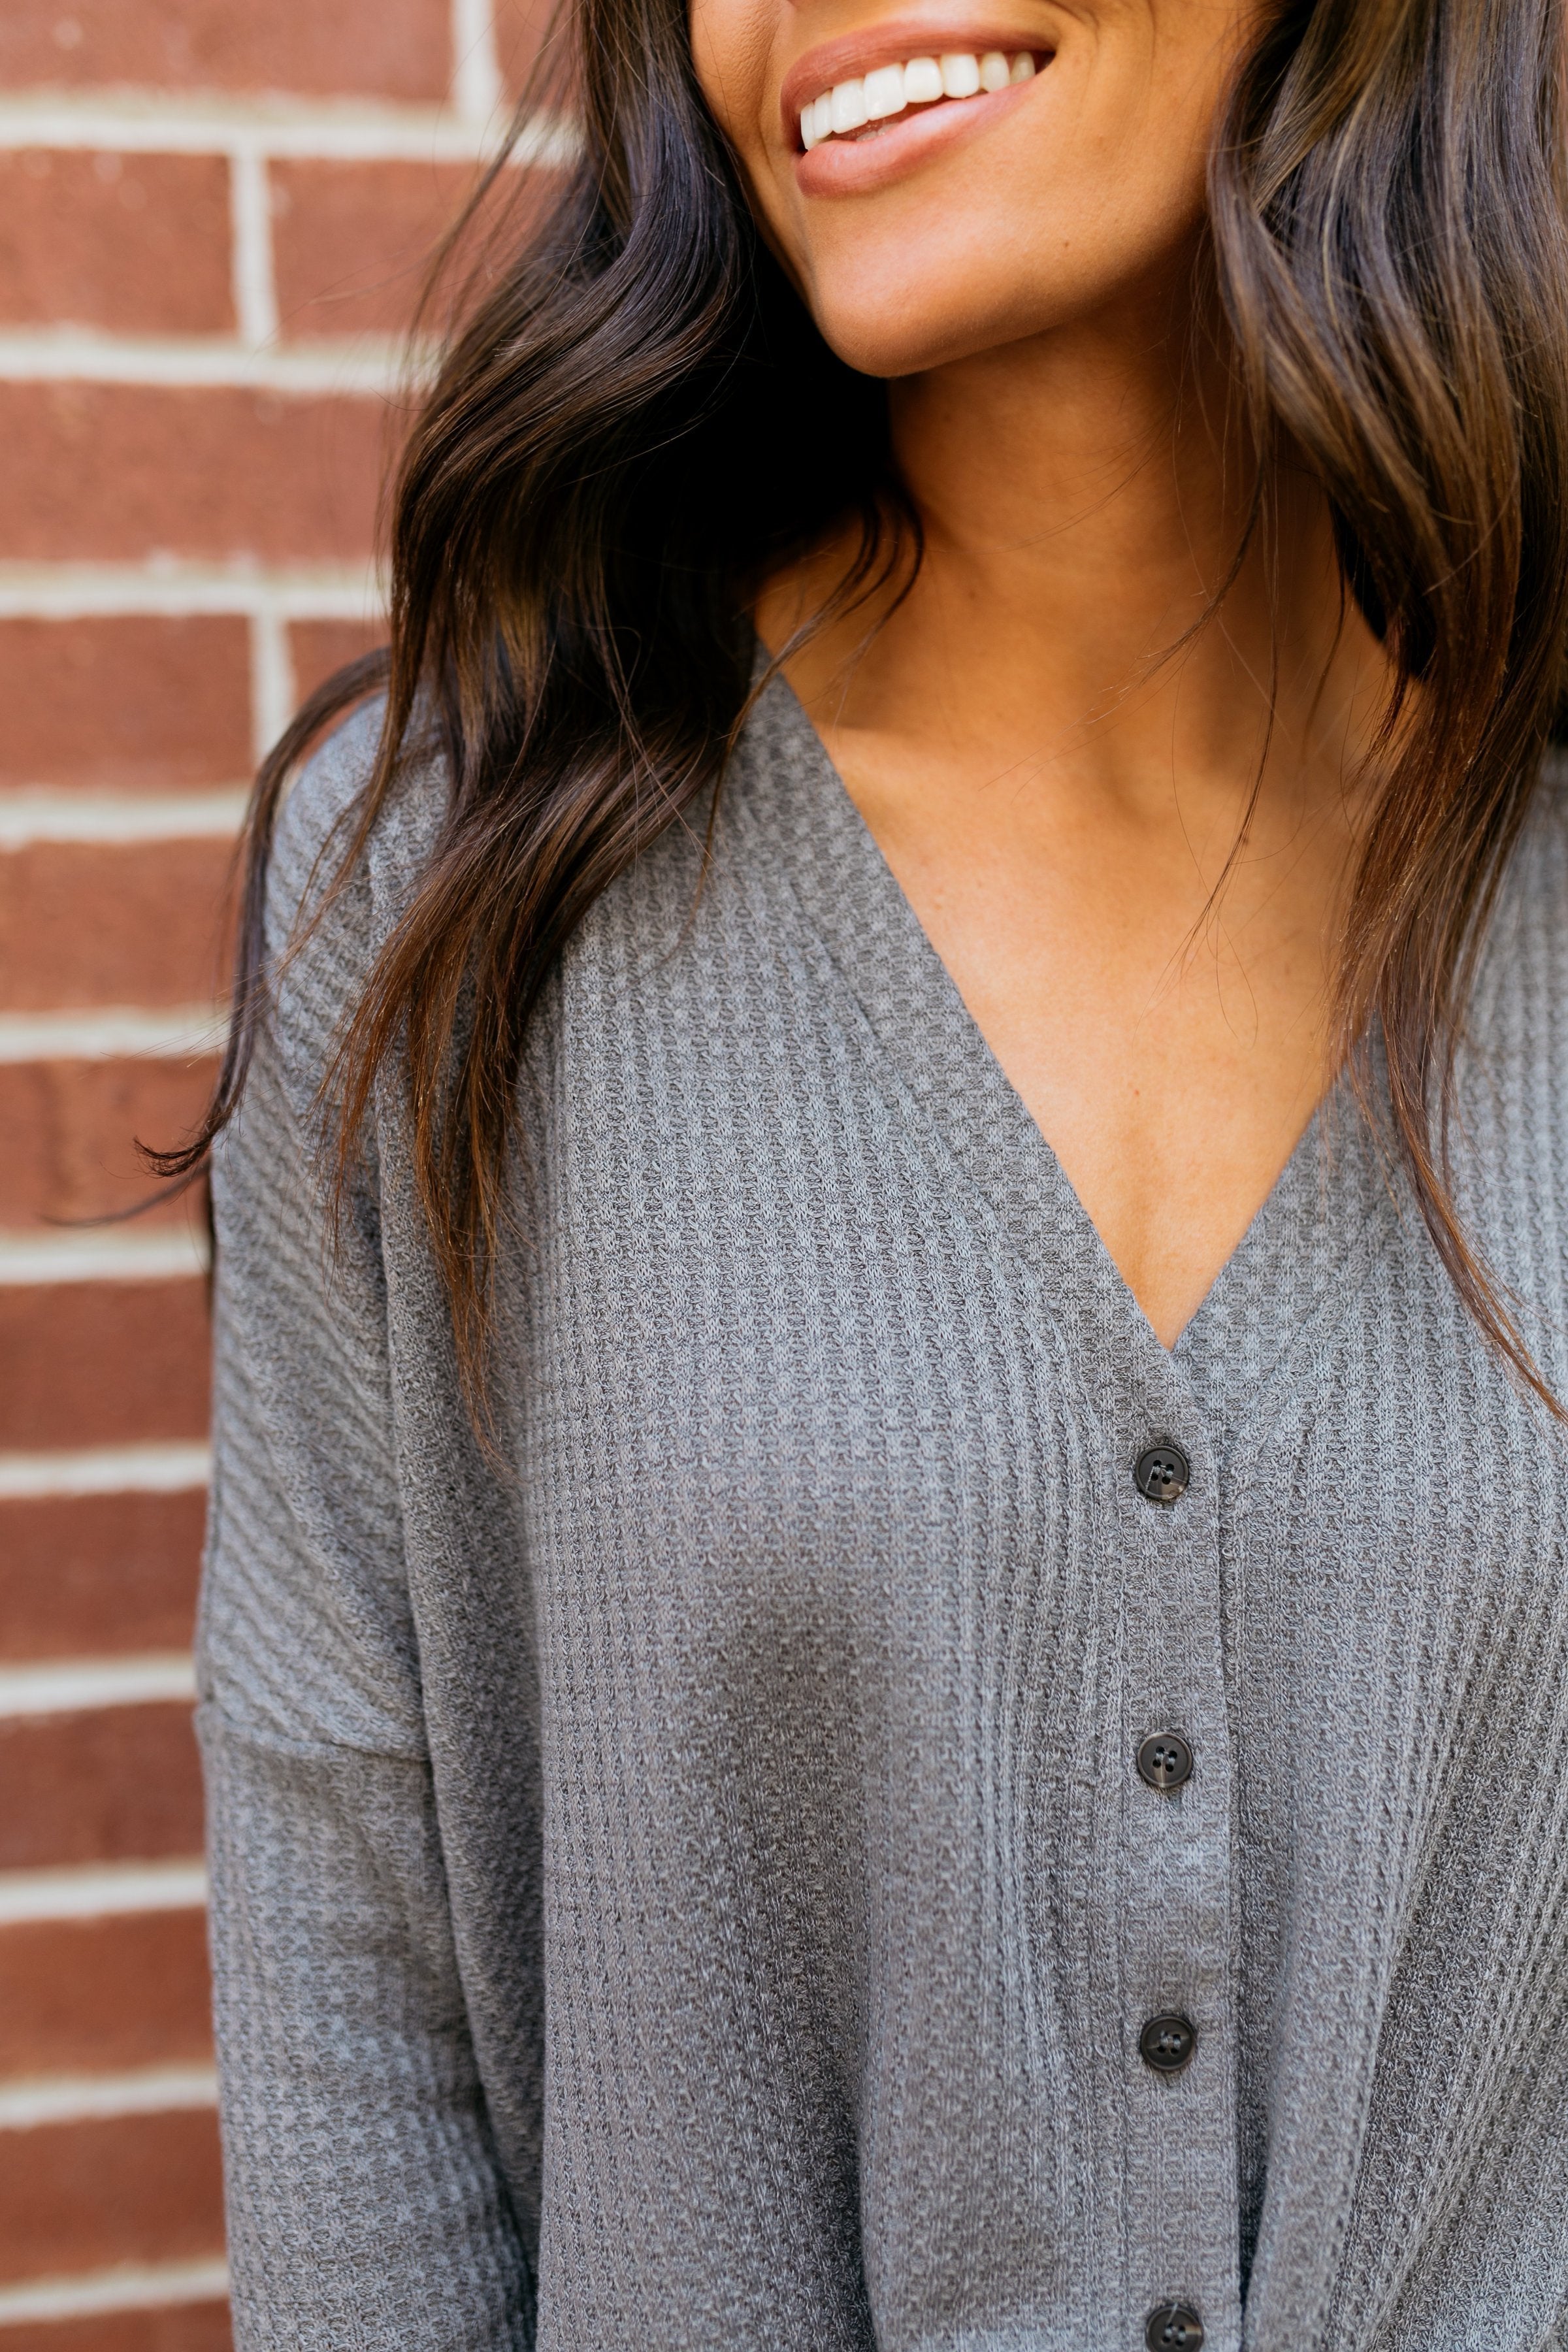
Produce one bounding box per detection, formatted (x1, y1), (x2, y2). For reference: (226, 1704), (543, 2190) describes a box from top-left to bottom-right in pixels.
(693, 0), (1395, 1348)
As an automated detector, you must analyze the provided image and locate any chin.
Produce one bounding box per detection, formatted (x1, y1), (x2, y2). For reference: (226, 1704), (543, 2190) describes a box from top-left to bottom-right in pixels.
(808, 296), (1081, 383)
(806, 272), (1073, 382)
(800, 213), (1207, 380)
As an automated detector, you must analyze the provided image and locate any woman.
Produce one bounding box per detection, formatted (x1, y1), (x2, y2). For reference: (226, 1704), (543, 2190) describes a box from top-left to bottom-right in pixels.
(178, 0), (1568, 2342)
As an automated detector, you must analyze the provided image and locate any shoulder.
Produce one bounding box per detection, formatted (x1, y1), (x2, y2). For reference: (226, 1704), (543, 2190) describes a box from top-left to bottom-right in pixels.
(214, 702), (455, 1322)
(1458, 751), (1568, 1298)
(269, 695), (449, 962)
(1478, 749), (1568, 1006)
(259, 698), (449, 1078)
(1508, 745), (1568, 887)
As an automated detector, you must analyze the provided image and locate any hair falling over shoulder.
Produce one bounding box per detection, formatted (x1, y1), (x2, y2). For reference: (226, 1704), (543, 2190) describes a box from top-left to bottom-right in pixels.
(155, 0), (1568, 1418)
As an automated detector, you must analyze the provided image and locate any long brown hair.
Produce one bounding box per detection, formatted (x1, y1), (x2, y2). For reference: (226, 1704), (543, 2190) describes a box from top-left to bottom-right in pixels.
(161, 0), (1568, 1414)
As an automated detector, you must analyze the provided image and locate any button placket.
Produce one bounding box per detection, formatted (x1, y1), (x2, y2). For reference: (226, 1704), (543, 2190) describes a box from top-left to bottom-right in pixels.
(1115, 1393), (1239, 2351)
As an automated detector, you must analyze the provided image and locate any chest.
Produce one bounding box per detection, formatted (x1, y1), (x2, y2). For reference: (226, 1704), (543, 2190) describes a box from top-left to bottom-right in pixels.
(517, 917), (1568, 1825)
(825, 728), (1352, 1347)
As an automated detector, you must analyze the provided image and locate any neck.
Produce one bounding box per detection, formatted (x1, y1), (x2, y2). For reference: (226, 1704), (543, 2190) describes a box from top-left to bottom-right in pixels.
(766, 276), (1391, 828)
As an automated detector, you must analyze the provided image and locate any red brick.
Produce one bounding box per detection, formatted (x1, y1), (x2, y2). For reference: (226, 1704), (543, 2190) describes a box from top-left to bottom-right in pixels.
(0, 1488), (205, 1661)
(0, 1910), (210, 2075)
(0, 1702), (203, 1871)
(495, 0), (554, 97)
(0, 1058), (218, 1229)
(0, 619), (252, 794)
(0, 2310), (231, 2352)
(0, 1279), (210, 1451)
(0, 2104), (221, 2282)
(288, 617), (386, 705)
(273, 157), (478, 342)
(0, 0), (449, 101)
(0, 384), (389, 564)
(0, 152), (231, 336)
(0, 840), (235, 1012)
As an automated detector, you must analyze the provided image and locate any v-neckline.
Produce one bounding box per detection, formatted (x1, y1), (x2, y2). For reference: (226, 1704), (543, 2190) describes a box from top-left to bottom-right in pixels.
(736, 661), (1397, 1449)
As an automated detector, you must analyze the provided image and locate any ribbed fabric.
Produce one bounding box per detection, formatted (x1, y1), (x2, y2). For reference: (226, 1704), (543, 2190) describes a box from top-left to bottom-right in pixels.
(201, 677), (1568, 2352)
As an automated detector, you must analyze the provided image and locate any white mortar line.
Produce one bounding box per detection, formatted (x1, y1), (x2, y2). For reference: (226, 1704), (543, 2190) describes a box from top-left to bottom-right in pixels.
(0, 2066), (217, 2132)
(250, 610), (297, 764)
(0, 327), (416, 393)
(0, 559), (383, 621)
(0, 87), (560, 162)
(0, 1228), (208, 1285)
(0, 1656), (197, 1721)
(229, 150), (279, 350)
(453, 0), (505, 127)
(0, 2257), (227, 2327)
(0, 1005), (226, 1062)
(0, 790), (246, 848)
(0, 1441), (211, 1501)
(0, 1861), (206, 1928)
(0, 93), (572, 170)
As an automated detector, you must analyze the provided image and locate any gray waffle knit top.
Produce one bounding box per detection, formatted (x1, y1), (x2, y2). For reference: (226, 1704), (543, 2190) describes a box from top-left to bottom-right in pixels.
(201, 676), (1568, 2352)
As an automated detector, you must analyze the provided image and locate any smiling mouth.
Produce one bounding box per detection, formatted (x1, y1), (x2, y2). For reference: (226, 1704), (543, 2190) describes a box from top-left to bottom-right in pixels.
(797, 50), (1047, 152)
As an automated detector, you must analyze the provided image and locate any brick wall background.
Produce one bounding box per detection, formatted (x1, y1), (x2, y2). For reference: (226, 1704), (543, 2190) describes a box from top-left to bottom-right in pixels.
(0, 3), (541, 2338)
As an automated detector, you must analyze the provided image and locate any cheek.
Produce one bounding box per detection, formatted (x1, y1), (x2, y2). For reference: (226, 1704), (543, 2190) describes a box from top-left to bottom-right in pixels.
(689, 0), (778, 171)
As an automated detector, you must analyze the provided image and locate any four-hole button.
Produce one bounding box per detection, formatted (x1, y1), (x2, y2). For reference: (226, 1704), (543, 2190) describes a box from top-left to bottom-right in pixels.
(1136, 1731), (1193, 1792)
(1134, 1442), (1190, 1504)
(1139, 2013), (1197, 2074)
(1145, 2306), (1205, 2351)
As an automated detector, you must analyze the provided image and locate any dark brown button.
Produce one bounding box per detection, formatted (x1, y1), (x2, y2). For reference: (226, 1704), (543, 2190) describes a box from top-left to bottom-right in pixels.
(1134, 1443), (1190, 1504)
(1137, 1731), (1194, 1791)
(1139, 2013), (1197, 2073)
(1145, 2305), (1205, 2351)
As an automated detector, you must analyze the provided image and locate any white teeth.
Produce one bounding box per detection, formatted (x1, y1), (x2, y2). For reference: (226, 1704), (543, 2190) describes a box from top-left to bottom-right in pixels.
(864, 62), (907, 119)
(798, 49), (1039, 150)
(830, 78), (869, 133)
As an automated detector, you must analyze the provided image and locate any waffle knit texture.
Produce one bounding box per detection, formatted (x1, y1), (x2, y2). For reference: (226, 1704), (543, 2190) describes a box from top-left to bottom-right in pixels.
(201, 678), (1568, 2351)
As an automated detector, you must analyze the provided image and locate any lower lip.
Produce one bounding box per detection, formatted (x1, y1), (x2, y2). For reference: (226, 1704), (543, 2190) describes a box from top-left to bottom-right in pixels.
(792, 73), (1045, 197)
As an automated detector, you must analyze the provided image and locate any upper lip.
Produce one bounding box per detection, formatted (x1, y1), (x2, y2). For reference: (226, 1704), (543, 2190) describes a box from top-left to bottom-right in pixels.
(779, 17), (1045, 132)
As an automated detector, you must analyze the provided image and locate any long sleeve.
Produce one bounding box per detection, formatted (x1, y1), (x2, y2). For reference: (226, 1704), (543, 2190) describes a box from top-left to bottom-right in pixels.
(197, 715), (534, 2349)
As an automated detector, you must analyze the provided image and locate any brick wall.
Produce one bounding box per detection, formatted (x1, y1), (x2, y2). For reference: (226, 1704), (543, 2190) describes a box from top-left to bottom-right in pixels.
(0, 3), (540, 2337)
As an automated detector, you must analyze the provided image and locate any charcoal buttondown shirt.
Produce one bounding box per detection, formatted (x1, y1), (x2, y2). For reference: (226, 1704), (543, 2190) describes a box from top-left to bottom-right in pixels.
(202, 681), (1568, 2351)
